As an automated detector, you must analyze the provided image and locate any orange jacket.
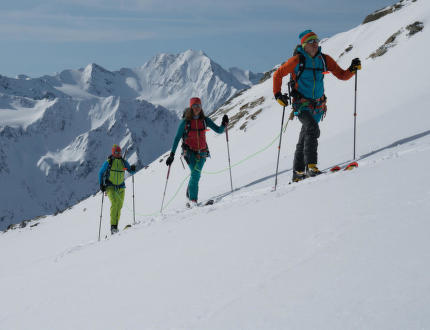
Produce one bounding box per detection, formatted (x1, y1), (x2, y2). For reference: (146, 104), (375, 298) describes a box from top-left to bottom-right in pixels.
(273, 54), (354, 96)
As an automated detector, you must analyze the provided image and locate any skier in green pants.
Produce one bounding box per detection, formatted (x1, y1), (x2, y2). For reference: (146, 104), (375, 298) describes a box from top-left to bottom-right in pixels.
(99, 144), (136, 234)
(166, 97), (229, 207)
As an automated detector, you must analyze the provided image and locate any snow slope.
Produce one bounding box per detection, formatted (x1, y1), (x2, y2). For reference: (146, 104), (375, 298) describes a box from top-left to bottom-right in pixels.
(1, 0), (429, 328)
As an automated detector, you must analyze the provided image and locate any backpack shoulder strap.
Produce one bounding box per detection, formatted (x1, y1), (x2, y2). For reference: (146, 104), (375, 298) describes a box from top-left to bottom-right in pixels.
(108, 155), (117, 168)
(321, 53), (328, 73)
(183, 120), (191, 139)
(103, 155), (113, 185)
(295, 53), (306, 82)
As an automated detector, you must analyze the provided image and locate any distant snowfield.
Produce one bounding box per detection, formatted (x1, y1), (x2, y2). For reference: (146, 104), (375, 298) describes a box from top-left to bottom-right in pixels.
(0, 99), (54, 128)
(1, 0), (430, 329)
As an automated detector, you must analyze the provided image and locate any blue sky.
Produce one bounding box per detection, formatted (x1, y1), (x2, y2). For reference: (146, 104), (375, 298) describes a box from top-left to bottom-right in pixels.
(0, 0), (396, 77)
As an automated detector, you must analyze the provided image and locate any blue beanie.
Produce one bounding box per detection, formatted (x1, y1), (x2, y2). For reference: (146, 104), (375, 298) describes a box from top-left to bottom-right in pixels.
(299, 30), (318, 47)
(299, 30), (313, 40)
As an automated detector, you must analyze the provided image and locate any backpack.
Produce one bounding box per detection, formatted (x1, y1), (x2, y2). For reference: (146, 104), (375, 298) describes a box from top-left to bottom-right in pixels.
(181, 109), (208, 148)
(288, 45), (328, 99)
(180, 109), (211, 163)
(103, 155), (125, 186)
(182, 119), (207, 141)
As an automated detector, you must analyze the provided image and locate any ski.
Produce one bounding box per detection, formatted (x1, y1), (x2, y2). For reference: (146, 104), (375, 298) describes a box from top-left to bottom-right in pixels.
(330, 161), (358, 172)
(289, 162), (359, 185)
(330, 165), (341, 172)
(344, 161), (358, 170)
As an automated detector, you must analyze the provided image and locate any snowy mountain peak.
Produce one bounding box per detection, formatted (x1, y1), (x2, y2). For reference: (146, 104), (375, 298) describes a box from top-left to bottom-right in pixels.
(182, 48), (206, 59)
(136, 49), (249, 115)
(82, 63), (113, 78)
(80, 63), (117, 96)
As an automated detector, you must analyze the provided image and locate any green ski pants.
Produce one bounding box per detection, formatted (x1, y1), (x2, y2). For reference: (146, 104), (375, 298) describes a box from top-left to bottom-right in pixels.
(106, 186), (125, 226)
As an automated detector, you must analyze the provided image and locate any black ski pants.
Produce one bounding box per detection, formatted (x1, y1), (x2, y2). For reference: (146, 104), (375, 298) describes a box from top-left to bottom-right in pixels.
(293, 110), (320, 171)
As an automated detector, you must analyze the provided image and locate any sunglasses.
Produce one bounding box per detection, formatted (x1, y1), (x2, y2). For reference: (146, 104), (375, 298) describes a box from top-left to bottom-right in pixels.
(191, 104), (202, 109)
(305, 39), (320, 45)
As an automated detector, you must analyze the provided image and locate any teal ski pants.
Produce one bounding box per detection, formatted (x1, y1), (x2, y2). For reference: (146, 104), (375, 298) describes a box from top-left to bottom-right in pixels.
(186, 152), (206, 201)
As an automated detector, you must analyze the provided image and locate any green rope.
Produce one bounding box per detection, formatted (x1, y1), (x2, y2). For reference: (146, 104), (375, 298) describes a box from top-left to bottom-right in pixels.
(117, 119), (290, 217)
(201, 119), (290, 174)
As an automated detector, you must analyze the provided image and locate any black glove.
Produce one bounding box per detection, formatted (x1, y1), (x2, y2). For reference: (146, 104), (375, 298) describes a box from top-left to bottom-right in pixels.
(348, 58), (361, 73)
(222, 114), (229, 126)
(100, 184), (106, 192)
(166, 152), (174, 166)
(275, 92), (289, 107)
(130, 164), (136, 172)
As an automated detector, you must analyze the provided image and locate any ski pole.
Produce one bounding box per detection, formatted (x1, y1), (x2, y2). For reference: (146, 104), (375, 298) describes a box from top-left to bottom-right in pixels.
(160, 165), (171, 212)
(225, 126), (234, 192)
(98, 192), (104, 241)
(180, 156), (186, 169)
(353, 71), (358, 160)
(132, 174), (136, 225)
(274, 106), (286, 191)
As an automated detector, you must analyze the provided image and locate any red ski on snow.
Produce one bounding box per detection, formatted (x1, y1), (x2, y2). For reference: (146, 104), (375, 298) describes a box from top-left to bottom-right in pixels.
(330, 161), (358, 172)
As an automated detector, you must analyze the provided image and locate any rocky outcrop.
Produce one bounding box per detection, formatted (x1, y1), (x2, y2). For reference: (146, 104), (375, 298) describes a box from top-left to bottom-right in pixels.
(368, 21), (424, 59)
(406, 21), (424, 36)
(363, 0), (417, 24)
(368, 30), (403, 59)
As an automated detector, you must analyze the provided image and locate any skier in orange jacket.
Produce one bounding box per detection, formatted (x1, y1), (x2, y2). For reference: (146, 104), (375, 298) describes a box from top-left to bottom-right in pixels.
(273, 29), (361, 182)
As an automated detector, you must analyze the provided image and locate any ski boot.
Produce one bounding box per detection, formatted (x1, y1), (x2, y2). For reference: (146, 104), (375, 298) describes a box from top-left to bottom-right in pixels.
(306, 163), (322, 177)
(111, 225), (119, 235)
(292, 170), (306, 182)
(186, 200), (198, 208)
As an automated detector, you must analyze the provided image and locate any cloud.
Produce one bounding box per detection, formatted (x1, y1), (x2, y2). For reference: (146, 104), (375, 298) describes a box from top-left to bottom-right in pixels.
(0, 2), (297, 43)
(0, 0), (375, 43)
(0, 23), (155, 42)
(9, 0), (294, 16)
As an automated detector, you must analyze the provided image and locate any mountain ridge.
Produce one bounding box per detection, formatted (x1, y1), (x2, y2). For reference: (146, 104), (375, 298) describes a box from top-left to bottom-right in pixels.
(0, 50), (263, 229)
